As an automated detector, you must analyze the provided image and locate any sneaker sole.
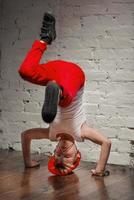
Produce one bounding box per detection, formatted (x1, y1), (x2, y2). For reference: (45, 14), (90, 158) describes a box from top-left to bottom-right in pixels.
(42, 82), (60, 123)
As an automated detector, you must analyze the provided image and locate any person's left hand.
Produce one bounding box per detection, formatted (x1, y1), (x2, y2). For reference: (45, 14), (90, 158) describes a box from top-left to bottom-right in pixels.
(25, 160), (40, 168)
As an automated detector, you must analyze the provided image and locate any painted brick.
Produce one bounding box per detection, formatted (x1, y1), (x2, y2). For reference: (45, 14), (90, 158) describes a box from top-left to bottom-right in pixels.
(109, 71), (134, 82)
(117, 128), (134, 140)
(111, 139), (130, 153)
(99, 105), (134, 117)
(0, 0), (134, 167)
(108, 152), (130, 166)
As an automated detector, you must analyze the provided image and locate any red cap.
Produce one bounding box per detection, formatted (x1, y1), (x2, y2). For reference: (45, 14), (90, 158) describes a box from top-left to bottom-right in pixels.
(48, 151), (81, 176)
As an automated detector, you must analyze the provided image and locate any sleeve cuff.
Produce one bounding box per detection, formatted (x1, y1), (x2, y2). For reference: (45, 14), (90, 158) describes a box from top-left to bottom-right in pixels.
(32, 40), (47, 51)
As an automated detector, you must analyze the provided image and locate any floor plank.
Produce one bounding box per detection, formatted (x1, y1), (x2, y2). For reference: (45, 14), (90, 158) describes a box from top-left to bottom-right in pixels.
(0, 150), (134, 200)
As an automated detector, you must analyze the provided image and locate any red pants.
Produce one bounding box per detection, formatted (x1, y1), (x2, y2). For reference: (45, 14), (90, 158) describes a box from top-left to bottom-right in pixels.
(18, 40), (85, 107)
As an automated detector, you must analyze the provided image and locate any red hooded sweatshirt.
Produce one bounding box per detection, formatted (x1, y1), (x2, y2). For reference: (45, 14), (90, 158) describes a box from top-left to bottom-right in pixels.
(18, 40), (85, 107)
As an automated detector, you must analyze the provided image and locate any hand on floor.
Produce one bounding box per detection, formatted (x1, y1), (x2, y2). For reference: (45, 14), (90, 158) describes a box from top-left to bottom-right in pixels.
(91, 169), (110, 177)
(25, 160), (40, 168)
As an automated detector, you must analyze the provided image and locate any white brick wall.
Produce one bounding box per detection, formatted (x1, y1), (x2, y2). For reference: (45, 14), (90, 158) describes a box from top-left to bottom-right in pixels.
(0, 0), (134, 166)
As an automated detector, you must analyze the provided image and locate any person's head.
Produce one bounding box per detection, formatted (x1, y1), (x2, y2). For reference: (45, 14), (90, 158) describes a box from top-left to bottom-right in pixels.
(42, 81), (61, 123)
(48, 133), (81, 175)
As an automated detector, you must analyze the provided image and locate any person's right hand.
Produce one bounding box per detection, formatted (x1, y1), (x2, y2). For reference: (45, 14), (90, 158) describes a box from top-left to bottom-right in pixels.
(91, 169), (110, 177)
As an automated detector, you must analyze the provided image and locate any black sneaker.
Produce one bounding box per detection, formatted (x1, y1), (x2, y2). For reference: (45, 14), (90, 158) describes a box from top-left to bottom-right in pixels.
(40, 13), (56, 44)
(42, 82), (60, 123)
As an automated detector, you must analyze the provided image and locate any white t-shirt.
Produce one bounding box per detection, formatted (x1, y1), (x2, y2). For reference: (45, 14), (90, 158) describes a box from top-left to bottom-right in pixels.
(49, 87), (86, 142)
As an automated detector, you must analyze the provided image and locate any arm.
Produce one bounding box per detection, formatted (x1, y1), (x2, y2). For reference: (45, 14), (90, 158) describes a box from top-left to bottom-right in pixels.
(81, 124), (111, 175)
(21, 128), (49, 168)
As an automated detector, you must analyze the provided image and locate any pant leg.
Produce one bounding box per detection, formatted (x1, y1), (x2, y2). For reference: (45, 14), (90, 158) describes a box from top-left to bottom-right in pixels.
(18, 40), (49, 85)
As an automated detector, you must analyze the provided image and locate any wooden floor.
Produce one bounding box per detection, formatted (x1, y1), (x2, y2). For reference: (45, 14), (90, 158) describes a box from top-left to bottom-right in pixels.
(0, 150), (134, 200)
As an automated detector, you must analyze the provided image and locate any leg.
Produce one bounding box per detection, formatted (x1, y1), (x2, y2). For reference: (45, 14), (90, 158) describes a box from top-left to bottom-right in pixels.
(81, 123), (111, 175)
(19, 13), (56, 85)
(21, 128), (49, 168)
